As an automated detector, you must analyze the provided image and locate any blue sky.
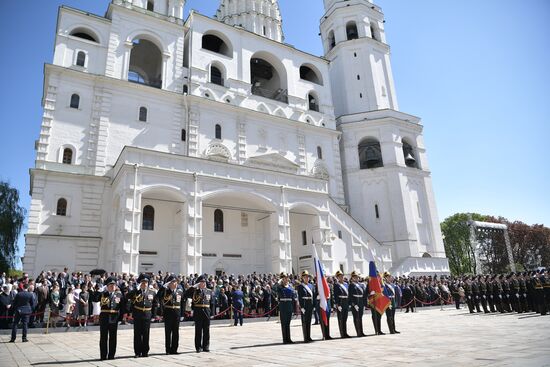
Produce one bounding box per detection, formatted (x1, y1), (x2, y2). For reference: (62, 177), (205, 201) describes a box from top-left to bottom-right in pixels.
(0, 0), (549, 266)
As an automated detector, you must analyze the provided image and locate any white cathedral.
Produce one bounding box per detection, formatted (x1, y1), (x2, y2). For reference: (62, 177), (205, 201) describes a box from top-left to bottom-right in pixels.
(23, 0), (450, 277)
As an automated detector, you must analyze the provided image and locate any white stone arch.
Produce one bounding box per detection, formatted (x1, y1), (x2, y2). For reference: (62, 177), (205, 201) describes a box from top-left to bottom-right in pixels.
(126, 29), (169, 53)
(201, 30), (234, 58)
(138, 184), (189, 202)
(201, 189), (278, 211)
(249, 50), (288, 91)
(67, 24), (103, 44)
(299, 63), (324, 85)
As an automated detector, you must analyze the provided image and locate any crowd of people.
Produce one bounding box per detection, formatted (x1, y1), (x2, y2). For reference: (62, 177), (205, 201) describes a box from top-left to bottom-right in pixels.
(1, 267), (548, 360)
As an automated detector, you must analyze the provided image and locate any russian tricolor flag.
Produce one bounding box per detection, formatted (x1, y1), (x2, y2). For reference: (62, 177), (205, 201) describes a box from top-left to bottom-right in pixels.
(313, 245), (330, 327)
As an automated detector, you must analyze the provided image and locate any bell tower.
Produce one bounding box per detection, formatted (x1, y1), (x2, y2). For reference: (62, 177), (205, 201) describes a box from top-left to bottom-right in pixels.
(321, 0), (397, 117)
(216, 0), (284, 42)
(322, 0), (447, 272)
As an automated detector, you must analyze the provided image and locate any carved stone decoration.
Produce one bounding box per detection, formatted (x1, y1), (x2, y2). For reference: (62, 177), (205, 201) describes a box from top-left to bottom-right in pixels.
(312, 159), (330, 180)
(204, 142), (231, 162)
(245, 153), (299, 174)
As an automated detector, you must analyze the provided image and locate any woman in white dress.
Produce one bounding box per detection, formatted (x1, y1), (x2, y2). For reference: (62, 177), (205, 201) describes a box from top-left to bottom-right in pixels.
(64, 286), (75, 331)
(92, 283), (101, 325)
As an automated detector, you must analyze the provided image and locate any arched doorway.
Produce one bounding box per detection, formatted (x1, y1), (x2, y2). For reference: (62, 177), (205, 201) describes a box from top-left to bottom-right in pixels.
(201, 191), (276, 275)
(138, 187), (186, 274)
(289, 203), (321, 275)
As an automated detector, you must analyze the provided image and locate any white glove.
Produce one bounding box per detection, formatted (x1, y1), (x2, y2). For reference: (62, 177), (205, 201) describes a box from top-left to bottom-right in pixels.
(370, 291), (375, 296)
(354, 305), (359, 311)
(515, 294), (519, 298)
(301, 308), (305, 314)
(483, 295), (486, 299)
(337, 306), (342, 312)
(468, 296), (471, 300)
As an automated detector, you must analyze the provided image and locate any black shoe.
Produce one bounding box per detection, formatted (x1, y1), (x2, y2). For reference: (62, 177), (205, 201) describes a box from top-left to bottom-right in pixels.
(203, 348), (210, 352)
(307, 338), (314, 342)
(142, 354), (148, 358)
(9, 339), (15, 343)
(22, 339), (28, 343)
(378, 332), (385, 335)
(394, 331), (401, 334)
(196, 348), (202, 353)
(107, 356), (115, 360)
(134, 355), (140, 358)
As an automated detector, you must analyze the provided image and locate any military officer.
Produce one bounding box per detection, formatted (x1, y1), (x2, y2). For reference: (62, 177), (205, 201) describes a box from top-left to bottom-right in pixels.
(510, 273), (521, 313)
(478, 276), (489, 313)
(183, 275), (213, 353)
(533, 271), (546, 315)
(518, 273), (529, 312)
(486, 276), (496, 313)
(543, 270), (550, 311)
(297, 270), (315, 343)
(463, 277), (475, 313)
(333, 270), (350, 338)
(128, 273), (157, 358)
(277, 272), (296, 344)
(348, 271), (366, 337)
(383, 272), (400, 334)
(160, 274), (184, 355)
(99, 277), (123, 361)
(471, 276), (482, 312)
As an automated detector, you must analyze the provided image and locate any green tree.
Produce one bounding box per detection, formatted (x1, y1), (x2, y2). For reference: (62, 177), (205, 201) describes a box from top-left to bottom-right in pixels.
(0, 181), (26, 272)
(440, 212), (487, 276)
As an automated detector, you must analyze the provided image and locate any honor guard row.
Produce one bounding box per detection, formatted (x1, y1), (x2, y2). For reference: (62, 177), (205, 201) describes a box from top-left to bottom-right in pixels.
(97, 273), (214, 360)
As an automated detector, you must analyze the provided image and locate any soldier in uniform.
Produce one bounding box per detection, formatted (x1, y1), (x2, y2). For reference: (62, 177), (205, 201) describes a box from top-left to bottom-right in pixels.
(471, 276), (482, 312)
(333, 270), (350, 338)
(478, 276), (489, 313)
(348, 271), (366, 337)
(277, 272), (296, 344)
(160, 275), (184, 355)
(183, 275), (213, 353)
(297, 270), (315, 343)
(543, 270), (550, 311)
(510, 273), (521, 313)
(486, 276), (496, 313)
(533, 271), (546, 315)
(463, 277), (475, 313)
(518, 273), (529, 313)
(99, 277), (123, 361)
(382, 272), (400, 334)
(502, 274), (512, 312)
(128, 273), (157, 358)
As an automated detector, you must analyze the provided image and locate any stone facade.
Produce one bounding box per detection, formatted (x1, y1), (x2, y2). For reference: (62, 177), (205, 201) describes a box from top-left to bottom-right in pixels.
(23, 0), (449, 277)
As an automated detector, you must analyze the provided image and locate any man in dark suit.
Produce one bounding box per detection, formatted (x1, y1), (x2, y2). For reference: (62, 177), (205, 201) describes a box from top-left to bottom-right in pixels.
(10, 283), (36, 342)
(0, 285), (12, 329)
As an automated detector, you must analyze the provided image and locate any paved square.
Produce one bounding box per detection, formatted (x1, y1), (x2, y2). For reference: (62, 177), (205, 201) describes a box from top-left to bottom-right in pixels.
(1, 307), (549, 367)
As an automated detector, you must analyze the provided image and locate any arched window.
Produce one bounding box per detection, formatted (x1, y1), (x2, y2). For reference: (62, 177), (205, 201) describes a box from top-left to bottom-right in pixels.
(202, 34), (232, 57)
(308, 93), (319, 112)
(346, 21), (359, 40)
(146, 0), (154, 11)
(402, 140), (419, 168)
(70, 28), (98, 43)
(328, 30), (336, 50)
(139, 106), (148, 122)
(70, 94), (80, 109)
(211, 66), (223, 86)
(215, 124), (222, 139)
(181, 129), (186, 142)
(250, 53), (288, 103)
(129, 38), (163, 89)
(76, 51), (86, 67)
(56, 198), (67, 216)
(358, 138), (383, 169)
(299, 65), (323, 85)
(214, 209), (224, 232)
(142, 205), (155, 231)
(317, 146), (323, 160)
(62, 148), (73, 164)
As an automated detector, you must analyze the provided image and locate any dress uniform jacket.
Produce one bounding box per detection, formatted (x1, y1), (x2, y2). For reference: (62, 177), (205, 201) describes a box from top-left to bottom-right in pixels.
(348, 281), (366, 336)
(333, 282), (350, 338)
(160, 286), (184, 354)
(184, 286), (213, 352)
(99, 290), (123, 360)
(297, 282), (315, 342)
(128, 287), (157, 357)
